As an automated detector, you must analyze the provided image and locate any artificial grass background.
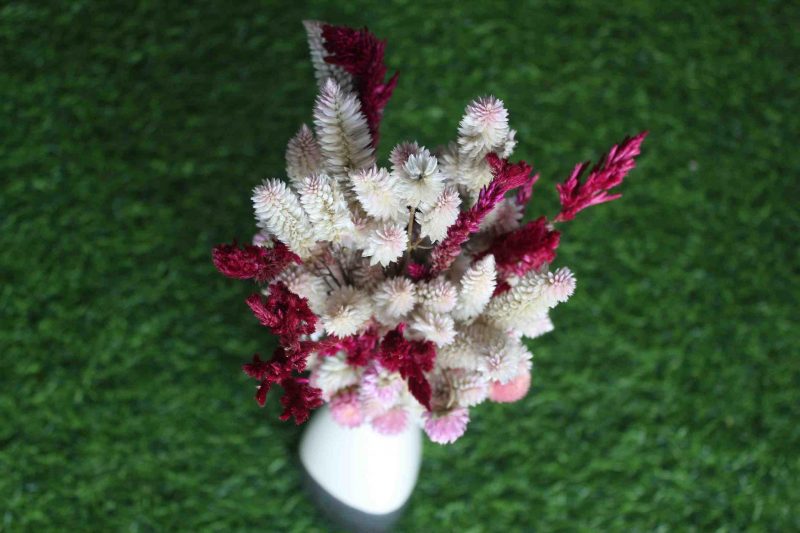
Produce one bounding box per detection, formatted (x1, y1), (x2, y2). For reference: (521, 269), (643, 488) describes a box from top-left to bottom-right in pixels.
(1, 1), (798, 530)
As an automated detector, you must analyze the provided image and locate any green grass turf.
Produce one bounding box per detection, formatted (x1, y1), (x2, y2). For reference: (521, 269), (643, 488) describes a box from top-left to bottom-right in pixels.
(2, 1), (799, 530)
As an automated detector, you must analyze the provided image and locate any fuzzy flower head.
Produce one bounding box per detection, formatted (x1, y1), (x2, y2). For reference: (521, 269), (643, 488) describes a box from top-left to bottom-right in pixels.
(311, 352), (360, 399)
(350, 166), (405, 221)
(362, 222), (408, 266)
(423, 407), (470, 444)
(330, 388), (364, 428)
(321, 285), (372, 337)
(397, 148), (445, 209)
(372, 277), (416, 322)
(359, 362), (404, 408)
(389, 141), (421, 170)
(417, 277), (458, 314)
(458, 96), (509, 161)
(489, 361), (532, 403)
(478, 337), (531, 384)
(419, 187), (461, 243)
(540, 267), (576, 307)
(409, 311), (456, 346)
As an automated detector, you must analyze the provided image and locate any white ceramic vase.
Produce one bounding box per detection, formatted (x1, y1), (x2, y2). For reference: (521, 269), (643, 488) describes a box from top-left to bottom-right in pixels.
(299, 406), (422, 531)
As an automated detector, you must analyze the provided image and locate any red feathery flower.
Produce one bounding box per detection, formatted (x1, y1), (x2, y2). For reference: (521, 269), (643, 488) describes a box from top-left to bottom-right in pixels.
(316, 328), (380, 367)
(245, 282), (317, 350)
(555, 131), (648, 222)
(515, 171), (540, 207)
(212, 240), (300, 282)
(278, 377), (324, 424)
(430, 153), (532, 274)
(321, 24), (399, 147)
(378, 324), (436, 409)
(482, 217), (561, 277)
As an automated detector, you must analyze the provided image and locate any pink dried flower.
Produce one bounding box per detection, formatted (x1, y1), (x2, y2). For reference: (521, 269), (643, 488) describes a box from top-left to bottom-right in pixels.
(423, 408), (470, 444)
(330, 389), (364, 428)
(555, 131), (648, 222)
(360, 362), (404, 408)
(489, 363), (532, 403)
(371, 407), (409, 435)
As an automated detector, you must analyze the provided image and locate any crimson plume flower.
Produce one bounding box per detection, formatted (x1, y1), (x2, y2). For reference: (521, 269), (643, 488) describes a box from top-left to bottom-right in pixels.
(245, 282), (317, 350)
(278, 377), (324, 424)
(482, 216), (561, 277)
(430, 153), (532, 274)
(378, 324), (436, 409)
(212, 240), (300, 282)
(555, 131), (648, 222)
(321, 24), (399, 147)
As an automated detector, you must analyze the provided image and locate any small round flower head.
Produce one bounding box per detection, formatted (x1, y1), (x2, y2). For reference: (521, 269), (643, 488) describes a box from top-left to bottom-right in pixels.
(489, 361), (532, 403)
(350, 166), (405, 221)
(417, 277), (458, 313)
(397, 149), (445, 209)
(389, 141), (421, 170)
(372, 277), (416, 322)
(478, 337), (531, 384)
(371, 406), (408, 435)
(409, 311), (456, 346)
(423, 407), (470, 444)
(330, 389), (364, 428)
(362, 222), (408, 266)
(458, 96), (509, 161)
(322, 285), (372, 337)
(359, 362), (404, 409)
(311, 353), (360, 399)
(418, 187), (461, 243)
(449, 369), (490, 407)
(540, 267), (576, 307)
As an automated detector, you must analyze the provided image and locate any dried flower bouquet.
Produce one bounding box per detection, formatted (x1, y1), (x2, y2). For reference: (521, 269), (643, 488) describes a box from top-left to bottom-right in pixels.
(213, 21), (647, 444)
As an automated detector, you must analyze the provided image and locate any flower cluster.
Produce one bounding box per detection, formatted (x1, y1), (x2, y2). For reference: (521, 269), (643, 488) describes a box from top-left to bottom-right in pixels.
(213, 21), (647, 443)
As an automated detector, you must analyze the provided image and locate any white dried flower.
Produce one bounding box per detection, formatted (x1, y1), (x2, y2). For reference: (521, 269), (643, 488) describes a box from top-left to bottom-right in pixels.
(539, 267), (576, 307)
(322, 285), (372, 337)
(276, 265), (329, 315)
(499, 128), (517, 159)
(373, 277), (416, 322)
(313, 79), (375, 180)
(437, 141), (460, 184)
(409, 311), (456, 346)
(518, 313), (554, 339)
(350, 166), (406, 221)
(485, 267), (574, 331)
(362, 222), (408, 266)
(311, 353), (360, 399)
(449, 369), (490, 407)
(285, 124), (322, 188)
(478, 337), (531, 384)
(458, 96), (509, 162)
(252, 179), (316, 259)
(418, 187), (460, 242)
(396, 148), (445, 209)
(298, 173), (354, 242)
(452, 255), (497, 321)
(417, 277), (458, 313)
(303, 20), (353, 92)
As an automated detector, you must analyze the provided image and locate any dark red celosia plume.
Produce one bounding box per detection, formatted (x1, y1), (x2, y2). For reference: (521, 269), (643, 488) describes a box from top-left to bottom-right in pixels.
(212, 240), (300, 282)
(321, 24), (399, 147)
(555, 131), (648, 222)
(482, 216), (561, 277)
(430, 153), (533, 275)
(378, 324), (436, 409)
(278, 377), (324, 424)
(316, 328), (380, 367)
(245, 282), (317, 350)
(240, 282), (323, 419)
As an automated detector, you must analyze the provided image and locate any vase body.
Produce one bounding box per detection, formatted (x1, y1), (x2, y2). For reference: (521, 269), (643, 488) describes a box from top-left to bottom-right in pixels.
(299, 406), (422, 531)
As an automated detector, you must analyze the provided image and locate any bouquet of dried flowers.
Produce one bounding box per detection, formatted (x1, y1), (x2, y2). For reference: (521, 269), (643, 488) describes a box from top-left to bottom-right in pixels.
(213, 21), (647, 444)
